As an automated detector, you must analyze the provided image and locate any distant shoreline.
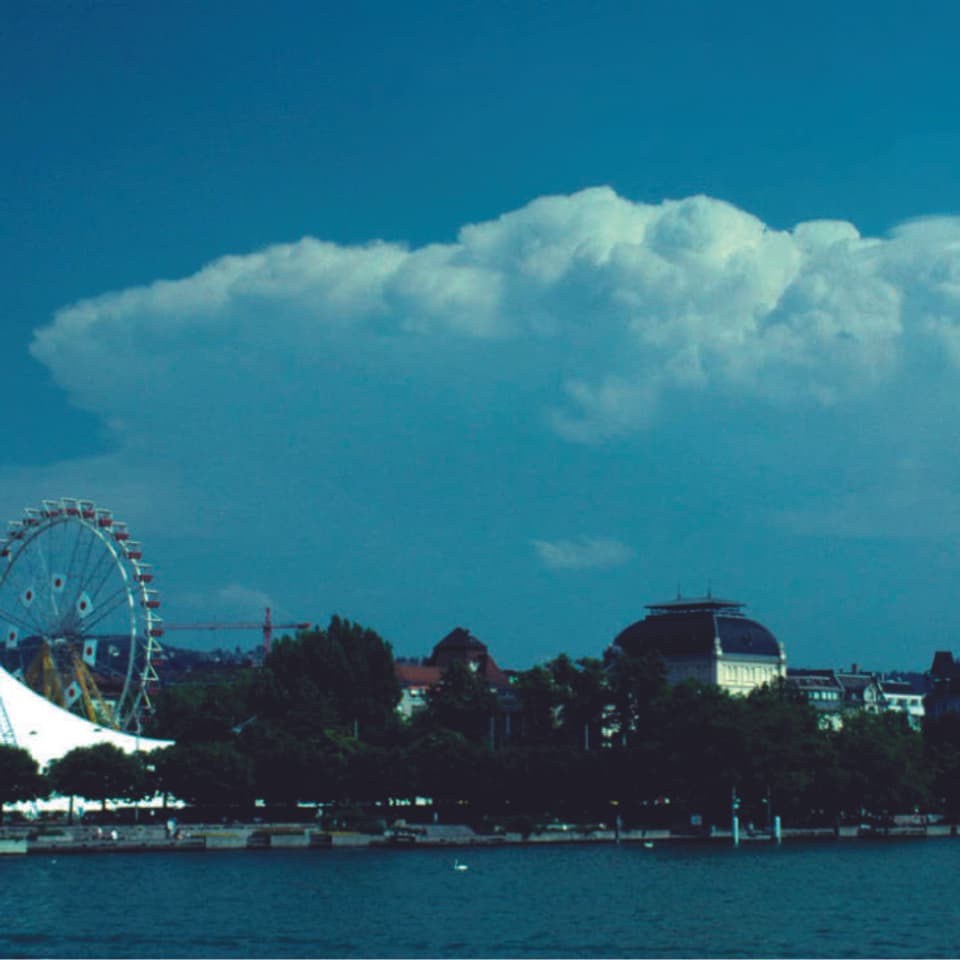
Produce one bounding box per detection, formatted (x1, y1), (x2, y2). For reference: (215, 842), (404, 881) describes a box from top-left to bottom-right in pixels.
(3, 820), (956, 856)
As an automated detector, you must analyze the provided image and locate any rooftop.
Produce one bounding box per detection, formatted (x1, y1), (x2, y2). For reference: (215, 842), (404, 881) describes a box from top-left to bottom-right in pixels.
(615, 596), (781, 660)
(646, 595), (746, 616)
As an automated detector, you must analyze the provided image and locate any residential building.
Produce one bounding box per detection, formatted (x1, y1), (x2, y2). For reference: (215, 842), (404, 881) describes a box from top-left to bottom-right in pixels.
(879, 678), (925, 729)
(788, 666), (925, 729)
(394, 660), (443, 719)
(786, 669), (844, 726)
(394, 627), (520, 744)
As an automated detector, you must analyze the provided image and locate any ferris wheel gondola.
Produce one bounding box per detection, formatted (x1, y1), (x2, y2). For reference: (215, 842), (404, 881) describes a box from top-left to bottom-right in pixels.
(0, 498), (162, 732)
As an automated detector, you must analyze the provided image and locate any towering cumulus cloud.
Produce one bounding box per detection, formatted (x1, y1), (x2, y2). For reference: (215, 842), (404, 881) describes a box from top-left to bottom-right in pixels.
(35, 186), (960, 448)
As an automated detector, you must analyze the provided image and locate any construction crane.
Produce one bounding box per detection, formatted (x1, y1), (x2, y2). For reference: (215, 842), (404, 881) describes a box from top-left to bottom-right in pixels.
(164, 607), (312, 656)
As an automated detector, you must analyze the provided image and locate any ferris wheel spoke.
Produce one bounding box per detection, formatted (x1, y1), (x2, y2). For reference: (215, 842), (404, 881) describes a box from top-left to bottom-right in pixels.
(14, 542), (58, 634)
(0, 570), (52, 636)
(72, 525), (98, 593)
(63, 522), (88, 594)
(0, 603), (45, 637)
(23, 524), (52, 587)
(5, 566), (56, 634)
(83, 545), (123, 608)
(36, 526), (61, 619)
(77, 586), (130, 633)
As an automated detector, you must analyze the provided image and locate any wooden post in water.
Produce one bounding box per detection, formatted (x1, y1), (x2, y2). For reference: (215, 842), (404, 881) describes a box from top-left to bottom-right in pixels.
(731, 786), (740, 848)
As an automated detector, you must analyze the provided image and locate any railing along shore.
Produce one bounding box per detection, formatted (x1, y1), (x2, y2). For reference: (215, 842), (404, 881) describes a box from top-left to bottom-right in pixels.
(1, 820), (955, 855)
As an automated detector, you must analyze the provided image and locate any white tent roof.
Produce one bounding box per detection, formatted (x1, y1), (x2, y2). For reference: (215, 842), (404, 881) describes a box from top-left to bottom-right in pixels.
(0, 664), (172, 767)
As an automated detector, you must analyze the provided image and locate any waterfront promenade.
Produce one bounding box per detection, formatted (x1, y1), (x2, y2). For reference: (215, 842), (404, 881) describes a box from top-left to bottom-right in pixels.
(1, 818), (954, 855)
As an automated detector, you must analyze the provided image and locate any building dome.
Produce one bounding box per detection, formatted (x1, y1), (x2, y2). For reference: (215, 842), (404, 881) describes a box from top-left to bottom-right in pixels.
(614, 596), (781, 658)
(612, 596), (785, 694)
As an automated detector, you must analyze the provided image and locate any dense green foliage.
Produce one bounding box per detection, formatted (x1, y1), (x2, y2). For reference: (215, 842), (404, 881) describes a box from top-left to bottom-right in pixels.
(0, 745), (47, 821)
(422, 660), (498, 742)
(47, 743), (149, 810)
(140, 615), (960, 827)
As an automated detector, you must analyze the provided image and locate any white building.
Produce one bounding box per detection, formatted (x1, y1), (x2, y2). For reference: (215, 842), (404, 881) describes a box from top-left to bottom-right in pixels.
(878, 679), (925, 729)
(788, 668), (926, 730)
(612, 595), (786, 696)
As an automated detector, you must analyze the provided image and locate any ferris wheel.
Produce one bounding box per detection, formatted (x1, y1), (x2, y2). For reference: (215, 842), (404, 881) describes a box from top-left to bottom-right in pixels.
(0, 498), (162, 732)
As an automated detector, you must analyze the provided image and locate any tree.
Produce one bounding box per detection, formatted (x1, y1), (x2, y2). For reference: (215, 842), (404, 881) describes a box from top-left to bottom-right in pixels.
(924, 711), (960, 819)
(836, 711), (930, 817)
(262, 616), (401, 739)
(513, 665), (562, 744)
(514, 655), (611, 748)
(48, 744), (148, 811)
(0, 745), (46, 823)
(556, 656), (609, 749)
(739, 679), (826, 825)
(656, 681), (748, 823)
(238, 721), (360, 804)
(404, 729), (492, 806)
(423, 659), (498, 742)
(329, 616), (402, 735)
(152, 741), (255, 807)
(606, 646), (668, 747)
(150, 675), (255, 742)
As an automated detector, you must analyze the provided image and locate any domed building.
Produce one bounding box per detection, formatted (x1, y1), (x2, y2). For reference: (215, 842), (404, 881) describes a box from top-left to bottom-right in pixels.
(612, 595), (786, 695)
(394, 627), (519, 743)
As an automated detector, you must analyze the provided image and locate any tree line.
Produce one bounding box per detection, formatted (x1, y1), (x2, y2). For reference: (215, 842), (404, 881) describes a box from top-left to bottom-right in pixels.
(4, 615), (960, 829)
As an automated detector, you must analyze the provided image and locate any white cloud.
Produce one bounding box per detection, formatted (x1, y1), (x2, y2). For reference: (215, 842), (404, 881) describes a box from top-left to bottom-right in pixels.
(11, 185), (960, 583)
(31, 186), (960, 449)
(175, 584), (273, 614)
(213, 583), (274, 613)
(532, 537), (635, 571)
(11, 182), (960, 674)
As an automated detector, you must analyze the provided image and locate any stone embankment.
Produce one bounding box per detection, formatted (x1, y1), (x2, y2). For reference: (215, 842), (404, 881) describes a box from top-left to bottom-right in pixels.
(1, 820), (954, 855)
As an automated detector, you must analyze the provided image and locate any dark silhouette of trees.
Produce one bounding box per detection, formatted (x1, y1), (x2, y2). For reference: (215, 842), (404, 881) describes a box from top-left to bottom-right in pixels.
(606, 647), (668, 747)
(133, 612), (947, 827)
(513, 665), (560, 744)
(924, 712), (960, 819)
(48, 744), (148, 812)
(152, 741), (255, 808)
(739, 679), (826, 825)
(423, 659), (498, 743)
(0, 745), (47, 822)
(151, 672), (256, 742)
(261, 616), (401, 739)
(835, 711), (930, 817)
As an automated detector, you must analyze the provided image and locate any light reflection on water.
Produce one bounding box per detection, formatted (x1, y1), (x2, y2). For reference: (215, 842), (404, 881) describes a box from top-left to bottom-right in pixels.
(1, 839), (959, 958)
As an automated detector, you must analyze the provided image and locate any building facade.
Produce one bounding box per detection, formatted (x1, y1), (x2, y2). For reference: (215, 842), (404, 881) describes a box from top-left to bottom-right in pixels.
(788, 666), (925, 729)
(394, 627), (520, 744)
(612, 595), (786, 695)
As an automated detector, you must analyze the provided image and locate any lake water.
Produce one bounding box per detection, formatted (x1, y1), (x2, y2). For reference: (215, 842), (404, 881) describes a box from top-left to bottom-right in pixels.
(2, 839), (959, 958)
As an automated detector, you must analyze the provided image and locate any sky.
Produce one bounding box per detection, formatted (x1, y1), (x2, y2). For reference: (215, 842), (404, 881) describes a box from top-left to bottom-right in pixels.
(3, 0), (960, 671)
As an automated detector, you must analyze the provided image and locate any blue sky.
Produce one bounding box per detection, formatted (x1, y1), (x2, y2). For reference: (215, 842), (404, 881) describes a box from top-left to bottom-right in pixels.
(4, 0), (960, 670)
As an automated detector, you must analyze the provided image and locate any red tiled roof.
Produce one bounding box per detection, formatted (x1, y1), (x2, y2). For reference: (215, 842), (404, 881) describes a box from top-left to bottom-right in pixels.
(395, 663), (443, 687)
